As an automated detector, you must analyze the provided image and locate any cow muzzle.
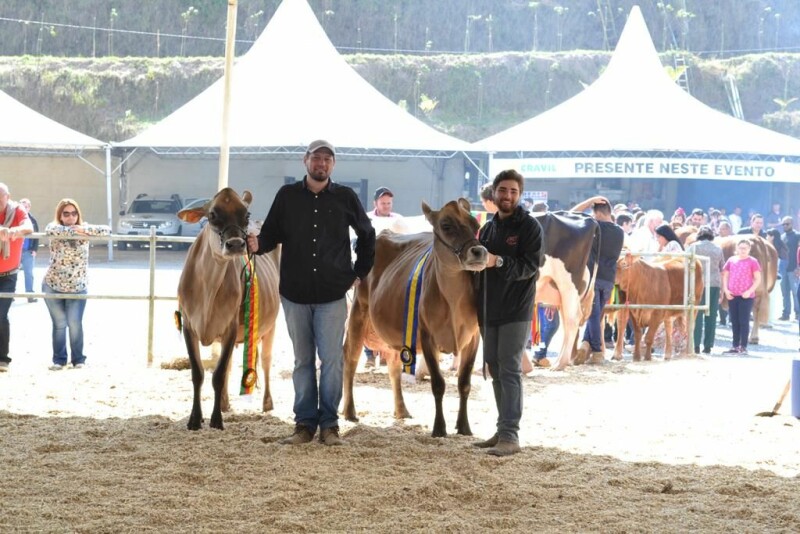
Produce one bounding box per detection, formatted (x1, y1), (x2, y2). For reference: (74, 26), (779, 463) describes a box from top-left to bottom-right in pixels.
(463, 244), (489, 271)
(224, 237), (247, 255)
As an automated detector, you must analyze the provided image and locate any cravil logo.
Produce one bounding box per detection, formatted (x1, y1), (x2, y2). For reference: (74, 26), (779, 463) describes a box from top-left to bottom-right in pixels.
(520, 163), (557, 174)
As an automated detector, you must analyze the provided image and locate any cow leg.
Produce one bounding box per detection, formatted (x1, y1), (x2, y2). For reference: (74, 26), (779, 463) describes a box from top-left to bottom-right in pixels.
(612, 309), (628, 361)
(210, 327), (237, 430)
(421, 332), (447, 438)
(386, 351), (411, 419)
(663, 318), (674, 361)
(455, 335), (479, 436)
(342, 295), (369, 422)
(552, 305), (579, 371)
(644, 320), (659, 361)
(220, 356), (232, 413)
(750, 295), (763, 344)
(183, 328), (205, 431)
(631, 322), (643, 362)
(260, 324), (276, 412)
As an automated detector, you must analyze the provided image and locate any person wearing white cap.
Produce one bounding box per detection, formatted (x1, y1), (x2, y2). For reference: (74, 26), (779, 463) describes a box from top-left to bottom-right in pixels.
(248, 139), (376, 446)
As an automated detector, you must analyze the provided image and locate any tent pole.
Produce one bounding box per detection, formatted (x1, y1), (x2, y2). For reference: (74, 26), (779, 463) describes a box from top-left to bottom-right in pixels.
(105, 144), (114, 261)
(218, 0), (238, 190)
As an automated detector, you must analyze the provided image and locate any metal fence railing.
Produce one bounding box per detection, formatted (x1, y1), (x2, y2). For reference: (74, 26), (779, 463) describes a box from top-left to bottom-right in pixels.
(0, 227), (189, 365)
(604, 249), (711, 358)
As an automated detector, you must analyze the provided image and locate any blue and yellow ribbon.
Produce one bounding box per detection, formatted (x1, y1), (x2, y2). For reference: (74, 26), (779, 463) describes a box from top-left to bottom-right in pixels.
(400, 247), (432, 374)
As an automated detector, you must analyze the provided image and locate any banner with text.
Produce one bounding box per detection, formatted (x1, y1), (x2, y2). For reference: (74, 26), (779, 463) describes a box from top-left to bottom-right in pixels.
(490, 157), (800, 182)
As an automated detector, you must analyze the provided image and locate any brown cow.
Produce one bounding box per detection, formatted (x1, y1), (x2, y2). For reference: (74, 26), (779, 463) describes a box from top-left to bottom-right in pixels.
(342, 198), (487, 437)
(717, 235), (777, 344)
(613, 254), (703, 361)
(177, 188), (280, 430)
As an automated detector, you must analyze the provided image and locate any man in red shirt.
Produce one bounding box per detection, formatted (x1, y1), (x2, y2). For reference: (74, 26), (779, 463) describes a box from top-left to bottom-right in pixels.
(0, 183), (33, 372)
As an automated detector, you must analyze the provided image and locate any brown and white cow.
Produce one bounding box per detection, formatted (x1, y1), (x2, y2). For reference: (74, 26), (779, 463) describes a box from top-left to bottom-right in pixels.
(532, 211), (599, 370)
(177, 188), (280, 431)
(613, 254), (703, 361)
(717, 235), (777, 344)
(342, 198), (487, 437)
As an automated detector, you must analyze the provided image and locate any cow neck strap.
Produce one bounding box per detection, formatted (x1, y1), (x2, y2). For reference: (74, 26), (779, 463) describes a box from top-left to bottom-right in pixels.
(240, 255), (259, 395)
(432, 229), (478, 260)
(400, 246), (432, 375)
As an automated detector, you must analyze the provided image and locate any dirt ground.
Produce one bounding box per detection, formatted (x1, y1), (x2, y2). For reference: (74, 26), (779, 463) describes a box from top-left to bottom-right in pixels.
(1, 249), (799, 532)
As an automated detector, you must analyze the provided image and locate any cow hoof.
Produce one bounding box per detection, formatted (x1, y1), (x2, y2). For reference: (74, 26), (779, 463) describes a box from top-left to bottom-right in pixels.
(187, 419), (203, 431)
(749, 338), (759, 345)
(395, 409), (412, 419)
(573, 341), (591, 365)
(611, 354), (623, 361)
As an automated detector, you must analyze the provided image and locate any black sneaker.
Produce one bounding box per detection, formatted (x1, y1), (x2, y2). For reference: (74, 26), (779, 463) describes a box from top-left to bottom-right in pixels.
(721, 347), (739, 354)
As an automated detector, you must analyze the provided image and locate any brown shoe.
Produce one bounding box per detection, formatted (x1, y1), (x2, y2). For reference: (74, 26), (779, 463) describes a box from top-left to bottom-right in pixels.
(472, 434), (499, 448)
(487, 440), (521, 456)
(279, 424), (314, 445)
(533, 357), (551, 368)
(319, 426), (344, 446)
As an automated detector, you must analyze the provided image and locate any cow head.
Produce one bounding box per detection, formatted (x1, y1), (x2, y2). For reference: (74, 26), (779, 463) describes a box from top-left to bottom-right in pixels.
(178, 188), (252, 257)
(615, 251), (637, 290)
(422, 198), (487, 271)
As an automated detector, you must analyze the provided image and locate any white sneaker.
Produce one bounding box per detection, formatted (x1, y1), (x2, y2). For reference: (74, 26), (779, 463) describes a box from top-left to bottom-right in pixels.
(73, 363), (85, 369)
(49, 364), (65, 371)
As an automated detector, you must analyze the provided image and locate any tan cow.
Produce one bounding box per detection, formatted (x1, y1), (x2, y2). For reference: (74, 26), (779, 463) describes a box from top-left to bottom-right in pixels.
(342, 198), (488, 437)
(613, 254), (703, 361)
(717, 235), (777, 344)
(177, 188), (280, 431)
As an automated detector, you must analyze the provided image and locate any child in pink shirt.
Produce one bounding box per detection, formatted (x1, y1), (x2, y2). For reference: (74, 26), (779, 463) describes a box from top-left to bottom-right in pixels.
(721, 240), (762, 354)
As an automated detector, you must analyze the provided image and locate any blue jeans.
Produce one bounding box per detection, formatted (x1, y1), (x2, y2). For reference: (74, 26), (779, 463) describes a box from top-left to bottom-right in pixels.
(43, 283), (88, 365)
(482, 321), (527, 442)
(780, 264), (798, 318)
(20, 250), (35, 293)
(534, 306), (560, 359)
(0, 273), (16, 363)
(582, 279), (614, 352)
(281, 296), (347, 433)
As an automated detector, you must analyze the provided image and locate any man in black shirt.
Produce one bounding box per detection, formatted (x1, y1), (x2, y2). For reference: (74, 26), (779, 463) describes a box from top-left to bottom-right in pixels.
(572, 196), (625, 364)
(473, 169), (543, 456)
(248, 139), (375, 446)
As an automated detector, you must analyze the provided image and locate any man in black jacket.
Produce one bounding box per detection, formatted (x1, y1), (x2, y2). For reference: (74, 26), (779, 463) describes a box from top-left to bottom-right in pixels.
(473, 169), (543, 456)
(248, 140), (375, 447)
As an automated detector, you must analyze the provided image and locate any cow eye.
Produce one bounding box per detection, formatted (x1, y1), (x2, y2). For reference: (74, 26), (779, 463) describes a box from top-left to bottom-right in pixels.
(207, 210), (217, 223)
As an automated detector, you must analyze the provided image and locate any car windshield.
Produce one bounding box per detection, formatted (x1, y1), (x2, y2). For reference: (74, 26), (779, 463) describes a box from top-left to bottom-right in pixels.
(131, 200), (179, 214)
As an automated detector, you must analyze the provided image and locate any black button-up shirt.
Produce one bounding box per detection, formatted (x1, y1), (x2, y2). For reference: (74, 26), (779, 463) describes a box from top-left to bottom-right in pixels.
(255, 178), (375, 304)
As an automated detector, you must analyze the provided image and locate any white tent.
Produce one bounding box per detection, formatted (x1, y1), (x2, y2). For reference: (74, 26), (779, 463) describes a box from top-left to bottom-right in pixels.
(0, 88), (113, 248)
(0, 89), (105, 153)
(116, 0), (470, 157)
(475, 6), (800, 183)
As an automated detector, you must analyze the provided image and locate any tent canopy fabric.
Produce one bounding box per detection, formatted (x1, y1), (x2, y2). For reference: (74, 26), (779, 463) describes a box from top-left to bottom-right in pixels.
(474, 6), (800, 162)
(0, 89), (105, 153)
(116, 0), (470, 157)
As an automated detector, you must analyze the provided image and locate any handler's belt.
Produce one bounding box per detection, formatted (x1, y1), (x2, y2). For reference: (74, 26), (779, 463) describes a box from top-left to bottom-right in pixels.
(400, 246), (431, 375)
(0, 269), (18, 277)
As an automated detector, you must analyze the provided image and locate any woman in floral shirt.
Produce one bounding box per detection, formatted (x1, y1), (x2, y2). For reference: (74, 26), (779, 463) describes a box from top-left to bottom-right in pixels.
(43, 199), (110, 370)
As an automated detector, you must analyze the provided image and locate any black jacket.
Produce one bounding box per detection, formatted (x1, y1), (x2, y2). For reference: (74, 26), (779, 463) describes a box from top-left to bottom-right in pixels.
(478, 205), (544, 327)
(255, 178), (375, 304)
